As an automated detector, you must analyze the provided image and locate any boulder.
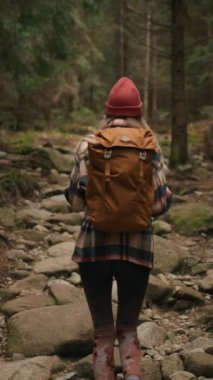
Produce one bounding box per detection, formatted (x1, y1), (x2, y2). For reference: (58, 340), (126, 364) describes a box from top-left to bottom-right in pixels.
(48, 212), (83, 226)
(0, 207), (16, 228)
(1, 293), (55, 316)
(0, 355), (64, 380)
(41, 195), (69, 213)
(182, 337), (213, 354)
(33, 256), (78, 275)
(184, 351), (213, 377)
(10, 274), (48, 294)
(16, 207), (53, 227)
(48, 241), (76, 257)
(174, 286), (204, 304)
(169, 371), (196, 380)
(195, 306), (213, 331)
(198, 272), (213, 293)
(146, 274), (174, 301)
(154, 236), (187, 273)
(161, 353), (184, 380)
(41, 147), (73, 173)
(141, 357), (162, 380)
(7, 303), (93, 357)
(49, 280), (83, 305)
(152, 221), (172, 235)
(137, 322), (167, 349)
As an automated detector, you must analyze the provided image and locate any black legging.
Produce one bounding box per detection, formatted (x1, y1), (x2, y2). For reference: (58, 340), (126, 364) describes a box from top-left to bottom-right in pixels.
(79, 260), (150, 380)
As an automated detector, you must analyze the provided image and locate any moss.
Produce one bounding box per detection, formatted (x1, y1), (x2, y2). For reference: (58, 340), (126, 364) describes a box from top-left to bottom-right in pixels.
(10, 131), (37, 154)
(0, 169), (39, 204)
(170, 203), (213, 236)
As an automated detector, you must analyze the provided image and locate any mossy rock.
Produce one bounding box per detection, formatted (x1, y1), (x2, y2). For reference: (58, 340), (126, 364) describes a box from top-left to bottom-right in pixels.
(170, 203), (213, 236)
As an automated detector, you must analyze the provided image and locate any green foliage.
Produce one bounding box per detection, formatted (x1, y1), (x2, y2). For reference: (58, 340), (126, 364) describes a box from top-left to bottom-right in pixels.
(170, 203), (213, 236)
(0, 0), (76, 94)
(0, 169), (39, 204)
(0, 0), (212, 134)
(10, 131), (37, 153)
(71, 107), (97, 125)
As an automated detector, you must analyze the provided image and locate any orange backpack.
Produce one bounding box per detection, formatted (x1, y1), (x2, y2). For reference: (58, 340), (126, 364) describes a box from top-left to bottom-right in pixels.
(86, 127), (157, 232)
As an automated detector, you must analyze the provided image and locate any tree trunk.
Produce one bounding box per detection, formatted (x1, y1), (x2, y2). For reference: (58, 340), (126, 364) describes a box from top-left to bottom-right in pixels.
(148, 28), (158, 121)
(144, 0), (152, 120)
(117, 0), (128, 77)
(170, 0), (188, 167)
(152, 34), (158, 118)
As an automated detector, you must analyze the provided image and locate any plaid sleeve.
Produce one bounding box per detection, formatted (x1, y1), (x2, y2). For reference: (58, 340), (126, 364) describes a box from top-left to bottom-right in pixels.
(64, 140), (88, 212)
(152, 152), (172, 217)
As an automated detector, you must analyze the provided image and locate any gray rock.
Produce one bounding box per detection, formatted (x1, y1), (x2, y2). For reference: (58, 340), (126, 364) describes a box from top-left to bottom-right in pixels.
(12, 353), (26, 361)
(182, 337), (213, 354)
(69, 272), (81, 286)
(8, 270), (30, 280)
(33, 224), (49, 233)
(73, 361), (94, 379)
(19, 229), (47, 242)
(33, 255), (78, 275)
(137, 322), (167, 349)
(141, 357), (162, 380)
(161, 353), (184, 380)
(0, 288), (19, 303)
(198, 272), (213, 293)
(177, 164), (193, 172)
(184, 351), (213, 377)
(48, 212), (83, 226)
(190, 263), (213, 276)
(174, 286), (204, 304)
(7, 303), (93, 357)
(184, 256), (201, 268)
(41, 194), (69, 213)
(152, 221), (172, 235)
(49, 280), (83, 305)
(153, 236), (187, 273)
(42, 147), (73, 173)
(0, 151), (6, 158)
(0, 207), (16, 227)
(0, 355), (64, 380)
(1, 293), (55, 316)
(46, 232), (74, 245)
(8, 249), (35, 263)
(195, 306), (213, 331)
(169, 371), (197, 380)
(54, 372), (79, 380)
(48, 168), (69, 185)
(16, 206), (53, 226)
(10, 274), (48, 294)
(146, 275), (174, 301)
(48, 241), (76, 257)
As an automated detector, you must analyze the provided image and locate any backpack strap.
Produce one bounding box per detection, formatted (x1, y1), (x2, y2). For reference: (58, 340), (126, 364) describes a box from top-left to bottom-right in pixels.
(138, 150), (147, 183)
(104, 149), (112, 182)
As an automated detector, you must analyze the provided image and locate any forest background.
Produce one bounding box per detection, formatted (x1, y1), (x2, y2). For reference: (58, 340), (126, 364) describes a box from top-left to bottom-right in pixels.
(0, 0), (212, 167)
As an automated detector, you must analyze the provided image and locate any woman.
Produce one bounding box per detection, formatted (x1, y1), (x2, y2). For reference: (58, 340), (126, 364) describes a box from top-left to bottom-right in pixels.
(65, 77), (172, 380)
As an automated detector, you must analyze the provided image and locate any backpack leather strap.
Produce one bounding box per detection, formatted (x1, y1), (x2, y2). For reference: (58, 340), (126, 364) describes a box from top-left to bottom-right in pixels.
(104, 149), (112, 182)
(138, 150), (147, 183)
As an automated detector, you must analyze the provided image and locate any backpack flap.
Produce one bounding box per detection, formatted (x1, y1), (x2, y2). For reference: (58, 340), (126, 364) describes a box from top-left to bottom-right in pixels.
(86, 127), (156, 232)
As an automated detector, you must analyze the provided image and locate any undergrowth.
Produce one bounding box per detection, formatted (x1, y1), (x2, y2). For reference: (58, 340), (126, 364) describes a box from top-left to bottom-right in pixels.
(0, 169), (39, 204)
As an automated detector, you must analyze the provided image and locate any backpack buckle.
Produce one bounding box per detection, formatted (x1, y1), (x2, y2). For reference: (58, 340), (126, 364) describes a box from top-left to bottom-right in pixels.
(140, 151), (147, 160)
(104, 149), (112, 159)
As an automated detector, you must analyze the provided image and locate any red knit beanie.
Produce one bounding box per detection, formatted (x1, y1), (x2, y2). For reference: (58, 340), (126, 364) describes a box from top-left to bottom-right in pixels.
(105, 77), (143, 117)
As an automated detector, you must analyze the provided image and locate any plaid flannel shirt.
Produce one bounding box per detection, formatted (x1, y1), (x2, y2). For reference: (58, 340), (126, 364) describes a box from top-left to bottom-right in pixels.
(66, 139), (172, 268)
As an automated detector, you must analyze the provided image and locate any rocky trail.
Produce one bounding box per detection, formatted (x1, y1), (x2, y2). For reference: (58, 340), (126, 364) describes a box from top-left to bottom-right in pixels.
(0, 135), (212, 380)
